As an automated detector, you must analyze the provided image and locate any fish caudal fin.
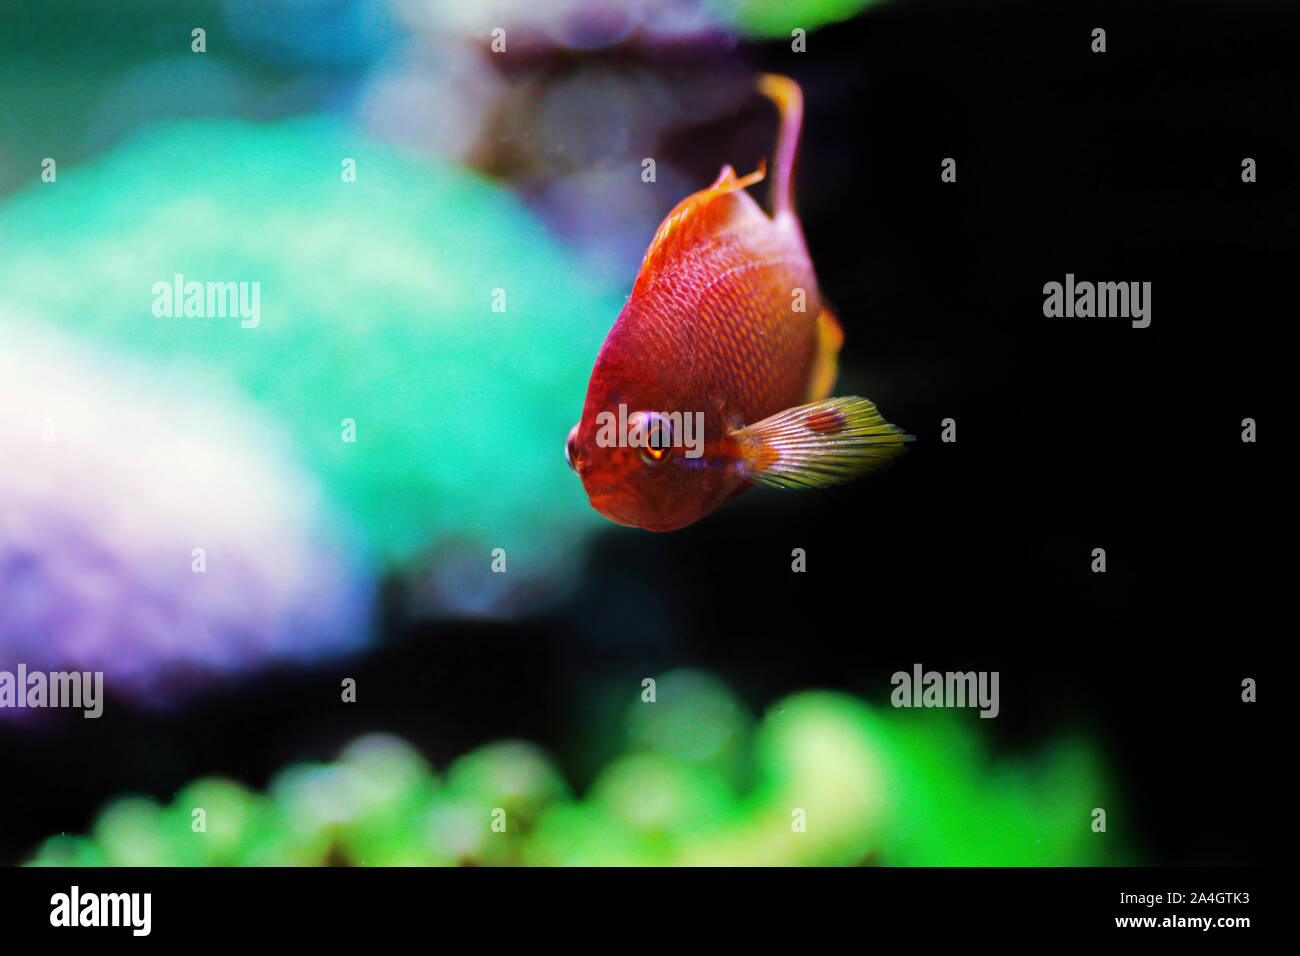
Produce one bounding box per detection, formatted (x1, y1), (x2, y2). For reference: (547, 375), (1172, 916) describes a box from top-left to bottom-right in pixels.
(733, 396), (914, 489)
(756, 74), (803, 219)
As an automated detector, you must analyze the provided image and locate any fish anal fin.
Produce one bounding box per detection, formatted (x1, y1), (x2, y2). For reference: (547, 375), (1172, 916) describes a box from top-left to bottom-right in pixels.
(732, 396), (914, 490)
(805, 307), (843, 402)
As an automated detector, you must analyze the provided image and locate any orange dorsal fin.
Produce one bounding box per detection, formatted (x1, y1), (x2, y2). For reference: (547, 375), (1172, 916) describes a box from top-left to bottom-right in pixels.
(631, 161), (765, 297)
(632, 75), (805, 297)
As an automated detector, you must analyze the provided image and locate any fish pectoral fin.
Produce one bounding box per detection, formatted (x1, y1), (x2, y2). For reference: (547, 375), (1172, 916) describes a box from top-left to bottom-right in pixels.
(731, 396), (914, 490)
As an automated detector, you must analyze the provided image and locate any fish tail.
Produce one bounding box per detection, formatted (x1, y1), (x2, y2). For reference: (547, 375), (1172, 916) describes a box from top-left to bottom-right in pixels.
(732, 396), (914, 489)
(756, 74), (803, 220)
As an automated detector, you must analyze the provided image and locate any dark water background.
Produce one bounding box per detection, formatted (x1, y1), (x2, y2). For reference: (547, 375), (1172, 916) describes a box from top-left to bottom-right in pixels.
(0, 0), (1287, 866)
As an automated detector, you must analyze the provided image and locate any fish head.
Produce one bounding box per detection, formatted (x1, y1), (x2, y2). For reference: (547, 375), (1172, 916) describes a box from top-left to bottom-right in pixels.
(566, 380), (728, 532)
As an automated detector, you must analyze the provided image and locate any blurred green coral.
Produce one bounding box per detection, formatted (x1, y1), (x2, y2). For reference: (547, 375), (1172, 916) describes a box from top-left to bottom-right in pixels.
(24, 676), (1133, 867)
(708, 0), (883, 39)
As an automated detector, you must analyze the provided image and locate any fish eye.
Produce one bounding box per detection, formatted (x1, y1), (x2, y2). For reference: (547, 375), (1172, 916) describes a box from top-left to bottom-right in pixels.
(565, 424), (581, 474)
(639, 414), (674, 465)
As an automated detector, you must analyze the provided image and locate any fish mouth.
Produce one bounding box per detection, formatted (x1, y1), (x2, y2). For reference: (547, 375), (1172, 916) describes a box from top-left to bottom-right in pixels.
(591, 502), (640, 528)
(583, 482), (642, 528)
(583, 477), (692, 531)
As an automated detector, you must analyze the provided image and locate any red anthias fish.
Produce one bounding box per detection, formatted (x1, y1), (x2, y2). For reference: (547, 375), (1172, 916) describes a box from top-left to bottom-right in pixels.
(566, 74), (913, 532)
